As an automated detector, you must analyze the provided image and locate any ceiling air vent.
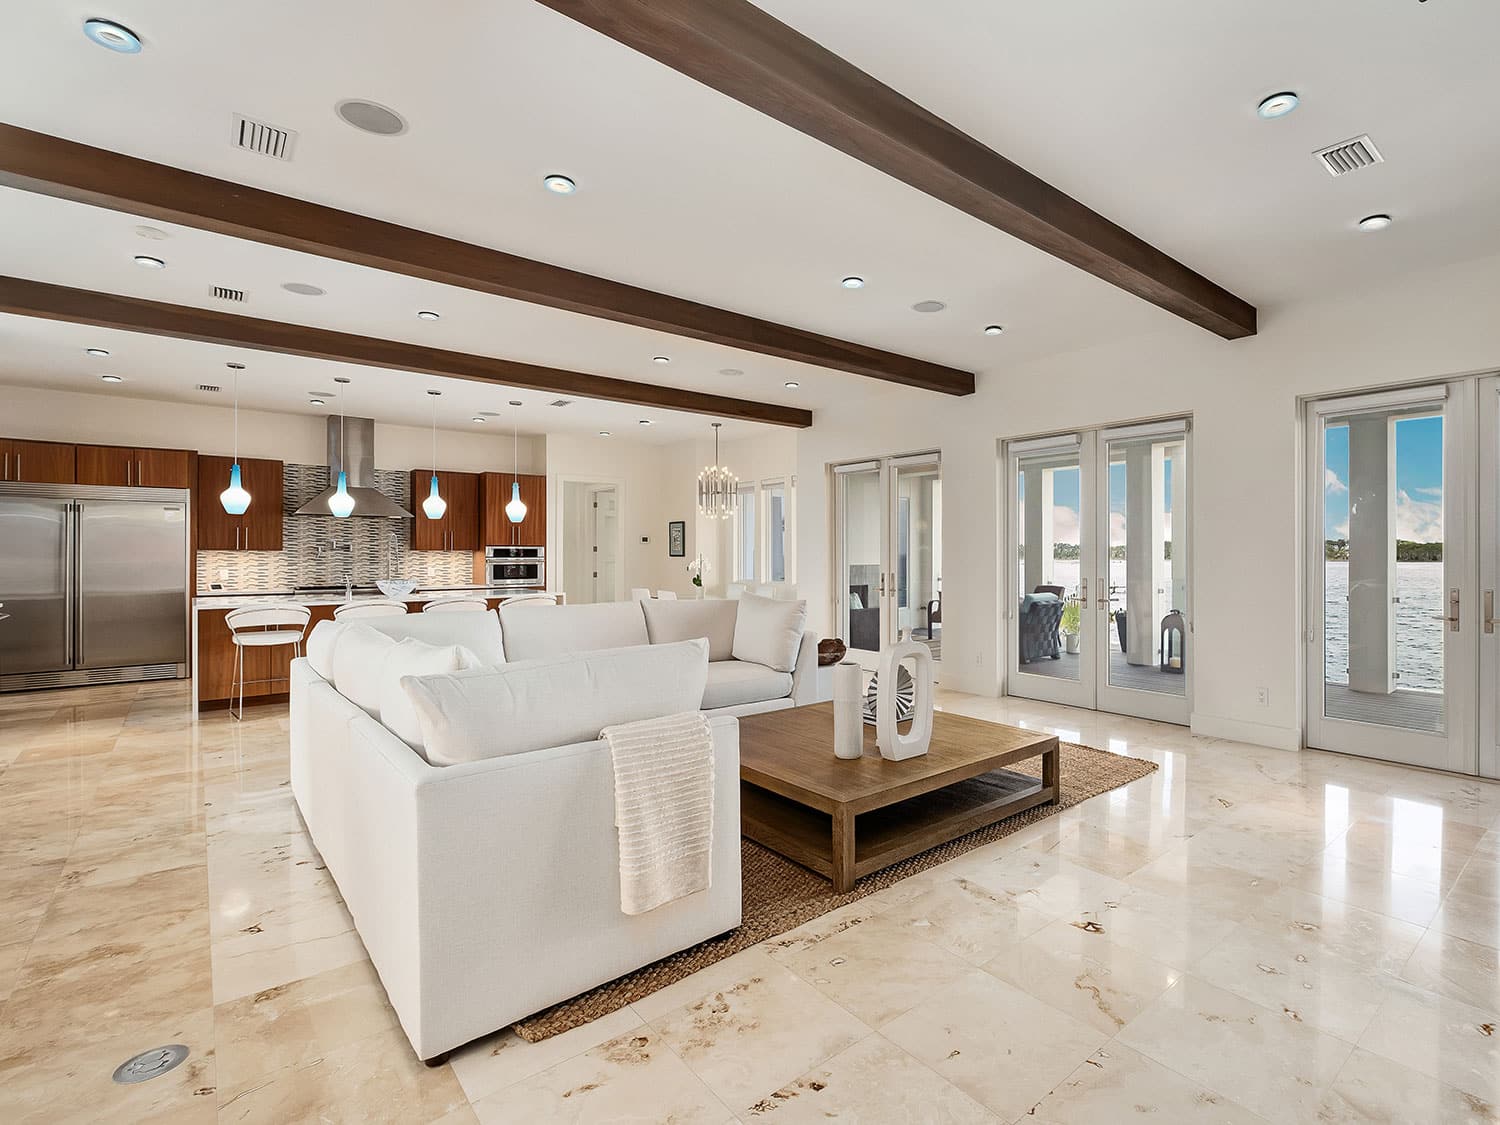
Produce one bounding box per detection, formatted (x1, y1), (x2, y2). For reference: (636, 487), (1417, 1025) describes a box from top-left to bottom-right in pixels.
(548, 399), (573, 408)
(474, 410), (502, 418)
(1314, 134), (1383, 177)
(231, 113), (297, 160)
(212, 286), (245, 302)
(196, 384), (222, 394)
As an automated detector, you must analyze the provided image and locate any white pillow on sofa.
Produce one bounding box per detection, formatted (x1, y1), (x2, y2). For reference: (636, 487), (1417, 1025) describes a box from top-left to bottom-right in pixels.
(331, 625), (398, 716)
(731, 592), (807, 673)
(403, 639), (709, 766)
(379, 637), (483, 751)
(305, 611), (504, 680)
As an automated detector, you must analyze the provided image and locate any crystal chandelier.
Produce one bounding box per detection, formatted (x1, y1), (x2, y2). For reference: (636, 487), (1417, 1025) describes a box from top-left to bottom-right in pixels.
(697, 422), (739, 520)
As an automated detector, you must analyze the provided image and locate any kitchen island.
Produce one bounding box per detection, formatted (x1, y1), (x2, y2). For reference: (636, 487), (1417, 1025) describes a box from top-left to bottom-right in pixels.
(191, 587), (562, 712)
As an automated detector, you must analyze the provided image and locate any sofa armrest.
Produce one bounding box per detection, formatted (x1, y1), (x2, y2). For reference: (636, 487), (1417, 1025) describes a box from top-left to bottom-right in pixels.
(790, 629), (821, 705)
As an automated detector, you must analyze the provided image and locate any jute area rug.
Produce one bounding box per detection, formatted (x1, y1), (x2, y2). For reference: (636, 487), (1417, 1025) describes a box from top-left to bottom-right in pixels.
(513, 741), (1156, 1041)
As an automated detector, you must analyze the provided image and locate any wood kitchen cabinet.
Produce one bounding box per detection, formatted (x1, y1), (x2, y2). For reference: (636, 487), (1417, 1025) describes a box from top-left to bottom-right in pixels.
(480, 472), (546, 547)
(0, 438), (76, 483)
(409, 469), (480, 552)
(77, 444), (192, 488)
(196, 455), (284, 551)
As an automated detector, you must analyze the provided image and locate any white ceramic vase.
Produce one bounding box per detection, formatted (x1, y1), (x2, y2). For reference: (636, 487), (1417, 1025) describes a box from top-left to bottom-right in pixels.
(832, 661), (865, 760)
(876, 641), (934, 761)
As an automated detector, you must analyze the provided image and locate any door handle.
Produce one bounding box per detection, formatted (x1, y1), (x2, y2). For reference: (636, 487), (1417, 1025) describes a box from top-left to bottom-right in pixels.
(1486, 590), (1495, 635)
(14, 453), (19, 480)
(2, 451), (7, 480)
(138, 459), (144, 485)
(1445, 587), (1461, 632)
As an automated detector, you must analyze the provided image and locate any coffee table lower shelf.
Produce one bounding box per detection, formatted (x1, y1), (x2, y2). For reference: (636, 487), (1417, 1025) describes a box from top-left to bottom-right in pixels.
(741, 767), (1054, 893)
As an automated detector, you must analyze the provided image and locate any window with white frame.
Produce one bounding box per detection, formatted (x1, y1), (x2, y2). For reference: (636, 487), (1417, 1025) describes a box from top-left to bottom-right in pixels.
(765, 481), (787, 582)
(735, 482), (757, 580)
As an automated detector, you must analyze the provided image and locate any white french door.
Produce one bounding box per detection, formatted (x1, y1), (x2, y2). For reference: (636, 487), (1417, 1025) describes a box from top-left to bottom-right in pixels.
(1479, 376), (1500, 779)
(834, 453), (942, 672)
(1304, 382), (1476, 773)
(1005, 420), (1192, 726)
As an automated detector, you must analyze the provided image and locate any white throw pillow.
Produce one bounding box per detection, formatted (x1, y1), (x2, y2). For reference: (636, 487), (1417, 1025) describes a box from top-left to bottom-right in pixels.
(731, 592), (807, 673)
(304, 619), (341, 680)
(641, 598), (738, 660)
(379, 637), (483, 751)
(404, 639), (709, 766)
(331, 625), (398, 716)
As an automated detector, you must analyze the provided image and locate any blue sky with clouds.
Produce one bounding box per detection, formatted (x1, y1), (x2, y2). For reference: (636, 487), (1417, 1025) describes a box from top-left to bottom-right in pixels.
(1323, 415), (1444, 542)
(1026, 456), (1176, 546)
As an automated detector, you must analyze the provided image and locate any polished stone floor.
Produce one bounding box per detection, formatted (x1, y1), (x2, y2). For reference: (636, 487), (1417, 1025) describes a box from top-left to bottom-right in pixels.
(5, 681), (1500, 1123)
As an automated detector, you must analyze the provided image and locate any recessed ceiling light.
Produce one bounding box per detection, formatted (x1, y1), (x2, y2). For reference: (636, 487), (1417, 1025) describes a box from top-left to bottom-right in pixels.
(335, 99), (407, 136)
(543, 174), (576, 194)
(1256, 92), (1300, 120)
(784, 381), (800, 389)
(416, 310), (440, 321)
(912, 300), (946, 313)
(82, 18), (141, 53)
(1357, 213), (1393, 232)
(840, 276), (866, 289)
(100, 374), (124, 383)
(309, 398), (327, 406)
(983, 324), (1005, 336)
(133, 255), (166, 269)
(639, 419), (653, 426)
(472, 416), (486, 423)
(719, 368), (743, 377)
(652, 356), (670, 364)
(598, 430), (611, 437)
(281, 282), (325, 296)
(85, 347), (110, 357)
(134, 225), (168, 241)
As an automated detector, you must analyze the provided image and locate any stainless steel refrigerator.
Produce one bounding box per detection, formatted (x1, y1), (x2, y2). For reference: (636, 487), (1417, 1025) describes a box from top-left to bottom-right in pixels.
(0, 483), (189, 691)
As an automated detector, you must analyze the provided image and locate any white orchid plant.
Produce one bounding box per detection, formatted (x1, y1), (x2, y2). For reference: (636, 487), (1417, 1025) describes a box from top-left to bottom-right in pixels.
(685, 553), (710, 589)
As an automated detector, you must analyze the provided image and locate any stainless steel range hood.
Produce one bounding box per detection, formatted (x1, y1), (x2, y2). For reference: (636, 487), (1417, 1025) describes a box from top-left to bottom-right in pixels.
(293, 416), (412, 518)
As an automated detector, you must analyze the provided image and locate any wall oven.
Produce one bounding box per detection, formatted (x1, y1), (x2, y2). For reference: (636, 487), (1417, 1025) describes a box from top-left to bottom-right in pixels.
(485, 545), (545, 589)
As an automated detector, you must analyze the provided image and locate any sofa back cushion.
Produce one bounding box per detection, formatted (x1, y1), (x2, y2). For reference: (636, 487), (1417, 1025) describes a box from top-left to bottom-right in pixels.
(305, 610), (505, 680)
(498, 600), (649, 661)
(378, 637), (483, 751)
(331, 625), (398, 716)
(731, 592), (808, 673)
(403, 639), (709, 766)
(641, 597), (738, 661)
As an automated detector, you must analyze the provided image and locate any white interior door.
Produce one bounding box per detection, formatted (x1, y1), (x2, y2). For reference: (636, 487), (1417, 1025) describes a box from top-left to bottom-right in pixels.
(836, 461), (888, 670)
(592, 487), (618, 603)
(1305, 383), (1474, 773)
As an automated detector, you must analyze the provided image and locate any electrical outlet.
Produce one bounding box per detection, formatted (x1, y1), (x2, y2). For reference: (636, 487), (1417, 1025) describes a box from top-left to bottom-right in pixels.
(1255, 686), (1269, 707)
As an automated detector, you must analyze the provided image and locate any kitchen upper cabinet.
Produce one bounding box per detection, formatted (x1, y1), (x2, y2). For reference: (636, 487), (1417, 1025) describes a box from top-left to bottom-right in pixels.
(481, 472), (546, 548)
(197, 455), (284, 551)
(410, 469), (480, 552)
(77, 444), (192, 488)
(1, 438), (76, 483)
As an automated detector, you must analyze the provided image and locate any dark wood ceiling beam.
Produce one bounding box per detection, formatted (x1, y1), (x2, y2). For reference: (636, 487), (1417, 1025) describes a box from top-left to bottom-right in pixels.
(535, 0), (1257, 340)
(0, 276), (813, 428)
(0, 123), (973, 395)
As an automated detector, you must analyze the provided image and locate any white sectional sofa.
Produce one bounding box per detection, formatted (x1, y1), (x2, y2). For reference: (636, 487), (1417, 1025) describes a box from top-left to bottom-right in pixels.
(288, 595), (816, 1061)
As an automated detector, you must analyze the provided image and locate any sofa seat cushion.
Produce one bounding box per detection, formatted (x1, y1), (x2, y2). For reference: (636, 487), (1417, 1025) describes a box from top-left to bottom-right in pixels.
(403, 639), (709, 766)
(641, 597), (737, 660)
(499, 600), (648, 661)
(731, 591), (808, 673)
(306, 610), (504, 680)
(379, 637), (483, 751)
(701, 659), (792, 710)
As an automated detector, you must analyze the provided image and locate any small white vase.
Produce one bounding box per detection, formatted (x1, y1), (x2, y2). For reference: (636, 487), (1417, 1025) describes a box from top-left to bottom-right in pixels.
(876, 641), (934, 761)
(832, 662), (865, 760)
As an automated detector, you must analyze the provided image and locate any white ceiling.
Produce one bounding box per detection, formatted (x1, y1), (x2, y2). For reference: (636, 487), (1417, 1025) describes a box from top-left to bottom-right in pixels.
(1, 0), (1496, 428)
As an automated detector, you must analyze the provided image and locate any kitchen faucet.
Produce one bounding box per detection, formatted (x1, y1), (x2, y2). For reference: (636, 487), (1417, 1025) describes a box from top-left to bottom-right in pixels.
(344, 573), (353, 601)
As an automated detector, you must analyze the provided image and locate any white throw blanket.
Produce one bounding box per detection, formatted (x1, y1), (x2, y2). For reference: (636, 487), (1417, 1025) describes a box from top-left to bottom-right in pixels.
(601, 710), (715, 915)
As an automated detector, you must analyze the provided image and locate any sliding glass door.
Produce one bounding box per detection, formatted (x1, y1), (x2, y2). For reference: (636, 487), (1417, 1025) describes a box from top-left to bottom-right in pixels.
(1006, 420), (1191, 725)
(834, 454), (942, 670)
(1307, 384), (1475, 772)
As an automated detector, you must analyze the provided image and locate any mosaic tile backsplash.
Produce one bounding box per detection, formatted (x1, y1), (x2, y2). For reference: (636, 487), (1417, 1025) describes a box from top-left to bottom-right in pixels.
(197, 463), (477, 592)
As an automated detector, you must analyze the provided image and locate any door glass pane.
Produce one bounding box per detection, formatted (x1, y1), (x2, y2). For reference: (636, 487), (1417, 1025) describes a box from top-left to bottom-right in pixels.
(1015, 448), (1082, 679)
(839, 467), (882, 652)
(766, 483), (787, 582)
(1106, 436), (1187, 696)
(735, 483), (756, 581)
(1322, 411), (1444, 732)
(896, 463), (941, 660)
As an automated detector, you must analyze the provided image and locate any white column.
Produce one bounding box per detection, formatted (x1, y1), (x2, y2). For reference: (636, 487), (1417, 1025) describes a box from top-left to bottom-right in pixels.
(1346, 415), (1397, 695)
(1022, 466), (1055, 594)
(1125, 443), (1167, 666)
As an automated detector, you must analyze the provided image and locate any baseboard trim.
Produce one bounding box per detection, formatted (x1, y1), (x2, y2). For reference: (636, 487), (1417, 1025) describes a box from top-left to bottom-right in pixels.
(1189, 712), (1302, 752)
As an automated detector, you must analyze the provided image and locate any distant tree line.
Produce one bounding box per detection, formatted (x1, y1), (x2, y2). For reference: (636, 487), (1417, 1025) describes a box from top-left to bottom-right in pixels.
(1324, 539), (1443, 561)
(1050, 543), (1171, 561)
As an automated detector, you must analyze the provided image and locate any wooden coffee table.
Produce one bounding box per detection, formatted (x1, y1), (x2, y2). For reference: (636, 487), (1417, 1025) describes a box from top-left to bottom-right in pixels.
(737, 703), (1059, 892)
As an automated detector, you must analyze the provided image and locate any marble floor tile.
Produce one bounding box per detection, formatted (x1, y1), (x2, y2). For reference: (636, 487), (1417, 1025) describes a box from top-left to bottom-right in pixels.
(1115, 975), (1355, 1125)
(1315, 1046), (1500, 1124)
(746, 1033), (998, 1123)
(1400, 927), (1500, 1009)
(451, 1005), (645, 1105)
(881, 968), (1108, 1122)
(1294, 850), (1447, 927)
(1239, 885), (1426, 976)
(1026, 1042), (1268, 1124)
(1358, 981), (1500, 1104)
(1430, 882), (1500, 947)
(877, 871), (1055, 964)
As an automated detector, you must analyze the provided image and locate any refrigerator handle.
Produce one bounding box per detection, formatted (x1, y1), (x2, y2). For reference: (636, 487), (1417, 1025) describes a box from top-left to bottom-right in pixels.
(64, 502), (76, 667)
(73, 501), (85, 666)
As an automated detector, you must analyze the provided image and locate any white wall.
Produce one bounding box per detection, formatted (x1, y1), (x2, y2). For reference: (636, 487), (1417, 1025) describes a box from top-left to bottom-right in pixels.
(0, 384), (543, 473)
(797, 251), (1500, 750)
